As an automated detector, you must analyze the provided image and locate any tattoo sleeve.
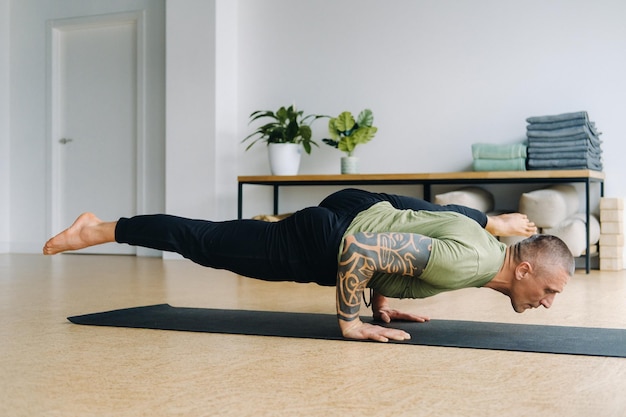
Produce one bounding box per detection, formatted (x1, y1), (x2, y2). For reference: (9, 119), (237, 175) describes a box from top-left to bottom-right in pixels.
(336, 232), (432, 322)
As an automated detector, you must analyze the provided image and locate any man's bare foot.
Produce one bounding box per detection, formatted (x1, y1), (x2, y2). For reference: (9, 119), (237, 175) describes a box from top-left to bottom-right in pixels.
(486, 213), (537, 237)
(43, 213), (116, 255)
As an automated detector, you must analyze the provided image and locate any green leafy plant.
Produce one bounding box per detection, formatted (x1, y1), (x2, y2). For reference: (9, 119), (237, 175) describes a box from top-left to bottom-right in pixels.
(242, 105), (326, 154)
(323, 109), (377, 156)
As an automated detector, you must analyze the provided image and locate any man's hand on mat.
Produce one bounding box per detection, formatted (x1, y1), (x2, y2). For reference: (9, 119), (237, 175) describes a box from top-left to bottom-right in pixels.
(374, 307), (430, 324)
(371, 292), (430, 324)
(339, 318), (411, 342)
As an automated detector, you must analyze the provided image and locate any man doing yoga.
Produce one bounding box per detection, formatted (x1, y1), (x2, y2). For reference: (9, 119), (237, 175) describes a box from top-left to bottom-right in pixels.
(43, 188), (574, 343)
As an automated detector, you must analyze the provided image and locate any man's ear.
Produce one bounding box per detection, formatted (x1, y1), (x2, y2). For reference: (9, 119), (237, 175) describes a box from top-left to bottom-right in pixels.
(515, 261), (533, 280)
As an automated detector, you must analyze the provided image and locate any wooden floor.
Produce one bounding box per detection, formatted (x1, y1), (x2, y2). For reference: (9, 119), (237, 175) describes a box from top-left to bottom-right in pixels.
(1, 254), (625, 417)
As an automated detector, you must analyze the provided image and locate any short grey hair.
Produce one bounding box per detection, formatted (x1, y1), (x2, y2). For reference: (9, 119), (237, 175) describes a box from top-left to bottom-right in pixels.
(511, 234), (575, 277)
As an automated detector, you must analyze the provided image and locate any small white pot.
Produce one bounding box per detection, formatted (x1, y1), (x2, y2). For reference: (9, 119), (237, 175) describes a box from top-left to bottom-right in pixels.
(341, 156), (359, 174)
(268, 143), (302, 175)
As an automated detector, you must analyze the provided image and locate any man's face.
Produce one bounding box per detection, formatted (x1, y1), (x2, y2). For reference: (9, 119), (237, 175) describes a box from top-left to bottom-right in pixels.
(509, 264), (570, 313)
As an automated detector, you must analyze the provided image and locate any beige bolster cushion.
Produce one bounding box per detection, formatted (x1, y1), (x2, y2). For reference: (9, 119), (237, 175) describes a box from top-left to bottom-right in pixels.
(518, 185), (579, 228)
(434, 187), (495, 213)
(543, 213), (601, 256)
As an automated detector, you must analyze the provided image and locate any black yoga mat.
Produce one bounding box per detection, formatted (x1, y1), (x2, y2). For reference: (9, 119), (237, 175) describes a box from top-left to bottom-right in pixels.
(68, 304), (626, 357)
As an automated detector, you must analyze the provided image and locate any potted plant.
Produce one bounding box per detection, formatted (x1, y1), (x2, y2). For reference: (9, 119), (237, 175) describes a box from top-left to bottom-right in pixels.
(323, 109), (377, 174)
(243, 105), (325, 175)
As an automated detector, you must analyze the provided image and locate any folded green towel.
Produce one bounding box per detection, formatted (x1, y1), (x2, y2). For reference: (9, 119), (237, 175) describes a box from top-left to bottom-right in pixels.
(472, 158), (527, 171)
(471, 143), (527, 159)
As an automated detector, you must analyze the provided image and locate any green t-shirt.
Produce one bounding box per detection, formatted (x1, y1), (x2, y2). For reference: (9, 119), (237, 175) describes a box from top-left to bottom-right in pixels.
(340, 202), (506, 299)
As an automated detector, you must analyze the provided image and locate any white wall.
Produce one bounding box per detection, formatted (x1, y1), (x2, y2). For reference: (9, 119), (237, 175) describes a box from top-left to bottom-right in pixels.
(236, 0), (626, 215)
(164, 0), (238, 261)
(0, 0), (9, 252)
(214, 0), (239, 219)
(4, 0), (626, 253)
(165, 0), (217, 219)
(165, 0), (238, 223)
(6, 0), (165, 253)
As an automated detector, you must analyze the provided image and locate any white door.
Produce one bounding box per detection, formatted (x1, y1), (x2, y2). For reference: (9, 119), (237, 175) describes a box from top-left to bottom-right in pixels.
(50, 14), (142, 254)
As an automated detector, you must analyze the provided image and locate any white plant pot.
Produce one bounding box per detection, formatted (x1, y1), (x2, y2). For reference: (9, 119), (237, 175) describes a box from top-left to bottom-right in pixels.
(268, 143), (302, 175)
(341, 156), (359, 174)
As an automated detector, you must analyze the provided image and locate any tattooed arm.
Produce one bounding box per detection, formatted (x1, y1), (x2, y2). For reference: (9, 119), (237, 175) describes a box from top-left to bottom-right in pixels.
(336, 232), (432, 342)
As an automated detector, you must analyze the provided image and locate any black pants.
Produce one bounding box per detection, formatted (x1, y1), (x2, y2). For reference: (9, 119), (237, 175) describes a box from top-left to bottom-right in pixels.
(115, 188), (487, 286)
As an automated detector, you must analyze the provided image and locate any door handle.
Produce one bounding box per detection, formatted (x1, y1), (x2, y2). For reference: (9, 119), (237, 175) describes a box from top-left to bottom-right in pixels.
(59, 138), (73, 144)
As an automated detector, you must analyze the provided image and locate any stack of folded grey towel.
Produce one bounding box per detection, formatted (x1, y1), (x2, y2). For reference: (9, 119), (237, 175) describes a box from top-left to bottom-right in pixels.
(525, 111), (603, 171)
